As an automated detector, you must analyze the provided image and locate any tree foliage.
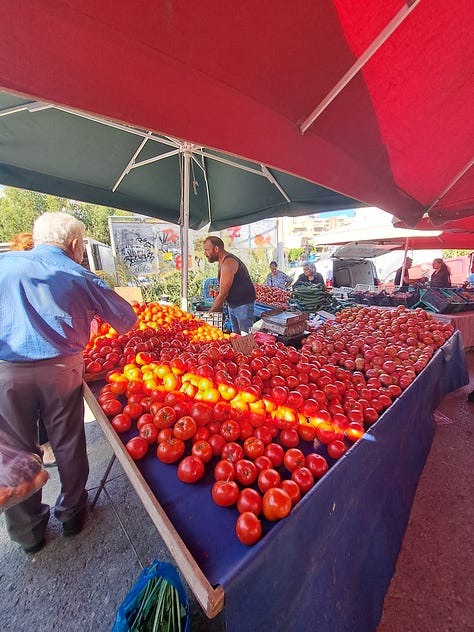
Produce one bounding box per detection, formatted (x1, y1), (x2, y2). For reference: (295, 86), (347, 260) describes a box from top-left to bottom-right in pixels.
(0, 186), (131, 243)
(442, 249), (472, 259)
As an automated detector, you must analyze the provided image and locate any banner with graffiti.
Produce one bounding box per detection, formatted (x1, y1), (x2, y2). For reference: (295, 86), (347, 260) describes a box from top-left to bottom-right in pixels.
(109, 219), (181, 276)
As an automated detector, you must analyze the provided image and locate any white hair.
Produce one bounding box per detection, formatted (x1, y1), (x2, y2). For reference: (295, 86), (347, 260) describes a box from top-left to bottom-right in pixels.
(33, 212), (85, 247)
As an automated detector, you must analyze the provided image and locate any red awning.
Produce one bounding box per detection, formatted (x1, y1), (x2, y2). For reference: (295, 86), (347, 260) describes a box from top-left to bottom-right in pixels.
(0, 1), (472, 226)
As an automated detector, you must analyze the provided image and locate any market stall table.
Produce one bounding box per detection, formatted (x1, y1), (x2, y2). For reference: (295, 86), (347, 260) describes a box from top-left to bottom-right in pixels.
(83, 332), (468, 632)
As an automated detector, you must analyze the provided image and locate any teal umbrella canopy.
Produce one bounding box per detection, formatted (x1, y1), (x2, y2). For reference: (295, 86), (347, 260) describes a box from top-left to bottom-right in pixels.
(0, 92), (364, 230)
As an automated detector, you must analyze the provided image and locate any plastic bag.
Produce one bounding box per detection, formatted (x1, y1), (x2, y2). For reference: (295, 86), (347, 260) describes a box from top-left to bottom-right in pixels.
(0, 437), (49, 513)
(112, 560), (190, 632)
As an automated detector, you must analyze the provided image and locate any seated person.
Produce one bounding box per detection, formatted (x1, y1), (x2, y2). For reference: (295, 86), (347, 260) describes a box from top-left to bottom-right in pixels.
(294, 262), (324, 287)
(430, 258), (451, 288)
(264, 261), (292, 289)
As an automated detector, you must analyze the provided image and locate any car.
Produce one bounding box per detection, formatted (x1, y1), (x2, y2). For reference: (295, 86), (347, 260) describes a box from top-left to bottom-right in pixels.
(288, 244), (392, 288)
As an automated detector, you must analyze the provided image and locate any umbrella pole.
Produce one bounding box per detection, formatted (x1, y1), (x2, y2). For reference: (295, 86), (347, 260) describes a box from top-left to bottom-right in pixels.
(399, 237), (409, 287)
(180, 148), (191, 312)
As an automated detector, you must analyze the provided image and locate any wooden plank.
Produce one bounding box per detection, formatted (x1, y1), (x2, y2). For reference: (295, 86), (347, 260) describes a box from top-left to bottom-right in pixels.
(83, 381), (225, 618)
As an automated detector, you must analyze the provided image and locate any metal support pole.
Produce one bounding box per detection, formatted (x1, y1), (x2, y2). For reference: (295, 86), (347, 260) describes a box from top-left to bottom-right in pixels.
(90, 453), (116, 509)
(180, 148), (191, 312)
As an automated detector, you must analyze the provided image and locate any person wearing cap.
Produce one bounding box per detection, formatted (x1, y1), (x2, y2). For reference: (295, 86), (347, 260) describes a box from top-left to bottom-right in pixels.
(264, 261), (292, 290)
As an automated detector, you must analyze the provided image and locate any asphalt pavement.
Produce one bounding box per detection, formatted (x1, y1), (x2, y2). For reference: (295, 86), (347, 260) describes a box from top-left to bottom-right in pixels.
(0, 351), (472, 632)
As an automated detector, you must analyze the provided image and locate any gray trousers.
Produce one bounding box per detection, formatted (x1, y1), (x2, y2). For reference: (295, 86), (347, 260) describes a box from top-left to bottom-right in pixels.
(0, 353), (88, 548)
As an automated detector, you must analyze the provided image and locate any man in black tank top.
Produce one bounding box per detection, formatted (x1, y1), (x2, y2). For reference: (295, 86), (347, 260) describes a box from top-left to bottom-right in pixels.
(203, 236), (255, 334)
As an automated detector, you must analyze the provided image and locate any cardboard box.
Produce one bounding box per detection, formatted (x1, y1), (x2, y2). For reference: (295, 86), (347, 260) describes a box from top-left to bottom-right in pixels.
(114, 286), (143, 303)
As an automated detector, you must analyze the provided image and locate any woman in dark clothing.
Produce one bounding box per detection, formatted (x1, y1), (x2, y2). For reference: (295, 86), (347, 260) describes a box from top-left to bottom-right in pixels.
(430, 258), (451, 288)
(294, 262), (324, 288)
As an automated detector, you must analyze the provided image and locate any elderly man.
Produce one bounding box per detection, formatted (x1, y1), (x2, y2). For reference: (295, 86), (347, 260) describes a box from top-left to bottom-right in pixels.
(203, 236), (256, 334)
(0, 212), (137, 553)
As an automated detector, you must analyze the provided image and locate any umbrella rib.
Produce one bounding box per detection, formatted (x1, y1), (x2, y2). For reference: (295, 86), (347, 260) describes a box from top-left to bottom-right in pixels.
(425, 157), (474, 214)
(261, 165), (291, 202)
(196, 149), (268, 177)
(112, 132), (153, 192)
(132, 148), (181, 169)
(51, 104), (180, 148)
(299, 0), (421, 134)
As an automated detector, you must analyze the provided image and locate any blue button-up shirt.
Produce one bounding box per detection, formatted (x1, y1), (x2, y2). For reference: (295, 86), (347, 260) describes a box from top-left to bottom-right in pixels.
(0, 245), (137, 362)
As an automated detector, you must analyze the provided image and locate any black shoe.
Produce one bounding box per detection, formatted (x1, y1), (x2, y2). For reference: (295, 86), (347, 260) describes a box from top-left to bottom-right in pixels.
(468, 390), (474, 403)
(62, 510), (85, 537)
(23, 538), (45, 554)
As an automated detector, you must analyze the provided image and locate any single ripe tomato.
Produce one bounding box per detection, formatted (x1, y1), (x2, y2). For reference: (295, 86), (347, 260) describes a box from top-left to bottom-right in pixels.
(262, 487), (292, 521)
(257, 468), (281, 493)
(153, 406), (177, 429)
(234, 459), (258, 486)
(219, 420), (241, 442)
(253, 425), (273, 445)
(291, 466), (315, 494)
(283, 448), (305, 473)
(236, 512), (262, 546)
(263, 442), (285, 468)
(279, 479), (301, 506)
(214, 459), (235, 481)
(243, 437), (265, 460)
(191, 440), (213, 464)
(173, 415), (197, 441)
(101, 398), (123, 418)
(111, 413), (132, 433)
(156, 437), (185, 464)
(138, 423), (159, 444)
(237, 488), (263, 515)
(305, 453), (329, 479)
(177, 455), (205, 484)
(327, 439), (347, 460)
(221, 442), (244, 464)
(297, 423), (317, 442)
(189, 402), (213, 426)
(254, 455), (273, 472)
(212, 480), (239, 507)
(192, 427), (210, 443)
(279, 427), (300, 448)
(125, 436), (149, 460)
(208, 433), (227, 457)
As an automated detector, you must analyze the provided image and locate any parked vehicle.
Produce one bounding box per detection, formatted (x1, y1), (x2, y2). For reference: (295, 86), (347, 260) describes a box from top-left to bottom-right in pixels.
(288, 244), (397, 288)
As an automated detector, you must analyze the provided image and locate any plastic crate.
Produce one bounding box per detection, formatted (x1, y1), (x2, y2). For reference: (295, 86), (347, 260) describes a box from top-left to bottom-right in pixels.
(390, 289), (420, 308)
(440, 288), (469, 312)
(370, 294), (392, 306)
(202, 278), (219, 302)
(194, 310), (224, 329)
(332, 286), (353, 300)
(452, 288), (474, 311)
(418, 288), (459, 313)
(354, 284), (380, 293)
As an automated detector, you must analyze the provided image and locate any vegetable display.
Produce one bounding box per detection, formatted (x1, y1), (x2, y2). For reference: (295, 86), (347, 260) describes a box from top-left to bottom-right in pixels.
(88, 302), (454, 546)
(290, 282), (341, 313)
(254, 284), (290, 309)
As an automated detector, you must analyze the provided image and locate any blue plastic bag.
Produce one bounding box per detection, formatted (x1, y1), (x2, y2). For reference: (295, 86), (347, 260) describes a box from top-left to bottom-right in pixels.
(112, 560), (190, 632)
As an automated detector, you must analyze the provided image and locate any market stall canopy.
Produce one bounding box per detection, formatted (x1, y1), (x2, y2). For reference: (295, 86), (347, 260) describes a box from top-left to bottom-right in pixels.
(313, 222), (474, 251)
(0, 1), (473, 227)
(0, 92), (364, 230)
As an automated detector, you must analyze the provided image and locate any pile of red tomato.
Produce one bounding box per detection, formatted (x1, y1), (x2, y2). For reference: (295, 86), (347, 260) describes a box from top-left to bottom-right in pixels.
(92, 302), (454, 546)
(254, 284), (290, 308)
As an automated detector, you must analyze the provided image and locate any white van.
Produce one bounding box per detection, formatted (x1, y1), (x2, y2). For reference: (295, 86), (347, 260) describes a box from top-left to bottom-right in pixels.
(289, 243), (401, 288)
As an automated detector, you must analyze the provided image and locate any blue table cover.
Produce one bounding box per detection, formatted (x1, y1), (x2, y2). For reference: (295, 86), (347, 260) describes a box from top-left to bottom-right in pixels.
(92, 331), (468, 631)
